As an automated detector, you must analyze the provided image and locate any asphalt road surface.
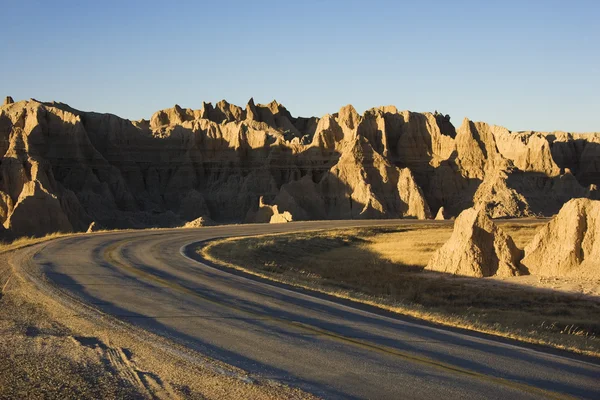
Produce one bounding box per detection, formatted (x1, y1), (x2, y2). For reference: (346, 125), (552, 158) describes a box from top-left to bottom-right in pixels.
(26, 220), (600, 399)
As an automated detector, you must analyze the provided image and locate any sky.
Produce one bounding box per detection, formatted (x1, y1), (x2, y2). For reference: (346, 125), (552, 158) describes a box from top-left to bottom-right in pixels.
(1, 0), (598, 132)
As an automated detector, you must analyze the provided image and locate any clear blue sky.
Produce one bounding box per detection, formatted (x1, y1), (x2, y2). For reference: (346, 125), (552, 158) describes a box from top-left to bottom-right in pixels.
(1, 0), (598, 132)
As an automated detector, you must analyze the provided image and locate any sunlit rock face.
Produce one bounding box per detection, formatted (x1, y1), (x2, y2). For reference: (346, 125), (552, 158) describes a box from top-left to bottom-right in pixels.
(522, 198), (600, 278)
(426, 207), (523, 278)
(0, 97), (598, 238)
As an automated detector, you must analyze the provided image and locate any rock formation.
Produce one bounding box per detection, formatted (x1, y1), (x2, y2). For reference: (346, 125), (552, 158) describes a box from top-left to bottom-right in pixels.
(426, 208), (523, 277)
(86, 221), (105, 232)
(246, 197), (293, 224)
(435, 207), (448, 220)
(5, 181), (73, 238)
(0, 96), (598, 238)
(183, 216), (214, 228)
(522, 199), (600, 278)
(290, 136), (432, 220)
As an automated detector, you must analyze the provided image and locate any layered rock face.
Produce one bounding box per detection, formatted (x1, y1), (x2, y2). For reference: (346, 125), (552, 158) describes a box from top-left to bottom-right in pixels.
(522, 199), (600, 278)
(0, 97), (598, 238)
(426, 208), (523, 277)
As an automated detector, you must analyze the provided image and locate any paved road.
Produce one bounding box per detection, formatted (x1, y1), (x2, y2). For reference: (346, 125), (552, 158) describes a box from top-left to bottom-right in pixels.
(28, 220), (600, 399)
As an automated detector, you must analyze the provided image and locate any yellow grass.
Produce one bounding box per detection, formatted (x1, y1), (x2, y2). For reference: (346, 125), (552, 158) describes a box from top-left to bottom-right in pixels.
(0, 226), (165, 255)
(202, 223), (600, 357)
(362, 222), (541, 266)
(366, 227), (451, 266)
(0, 232), (72, 254)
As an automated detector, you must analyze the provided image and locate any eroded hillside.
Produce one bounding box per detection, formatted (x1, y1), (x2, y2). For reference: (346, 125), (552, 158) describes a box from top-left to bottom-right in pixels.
(0, 95), (598, 238)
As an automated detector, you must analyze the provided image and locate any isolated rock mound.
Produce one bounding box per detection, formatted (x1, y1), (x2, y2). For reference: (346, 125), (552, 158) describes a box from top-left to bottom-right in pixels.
(426, 208), (522, 277)
(522, 198), (600, 278)
(435, 207), (448, 220)
(86, 221), (103, 233)
(269, 211), (293, 224)
(246, 197), (293, 224)
(183, 216), (214, 228)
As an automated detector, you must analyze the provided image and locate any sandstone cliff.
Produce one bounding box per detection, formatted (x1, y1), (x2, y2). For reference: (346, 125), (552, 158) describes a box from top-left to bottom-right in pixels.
(0, 97), (598, 238)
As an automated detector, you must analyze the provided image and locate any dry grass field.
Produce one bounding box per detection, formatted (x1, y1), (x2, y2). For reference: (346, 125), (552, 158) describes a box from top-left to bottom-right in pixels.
(203, 222), (600, 356)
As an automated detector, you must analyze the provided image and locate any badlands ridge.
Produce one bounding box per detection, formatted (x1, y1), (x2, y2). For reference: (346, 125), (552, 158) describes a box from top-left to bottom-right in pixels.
(0, 96), (599, 239)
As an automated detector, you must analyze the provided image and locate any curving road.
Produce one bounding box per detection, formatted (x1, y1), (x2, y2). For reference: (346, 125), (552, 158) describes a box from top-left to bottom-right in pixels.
(25, 221), (600, 399)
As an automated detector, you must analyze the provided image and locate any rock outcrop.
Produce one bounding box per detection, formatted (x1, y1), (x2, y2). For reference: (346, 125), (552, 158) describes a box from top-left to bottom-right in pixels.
(0, 96), (598, 238)
(246, 197), (293, 224)
(435, 207), (448, 220)
(4, 181), (73, 238)
(522, 199), (600, 278)
(426, 208), (523, 277)
(86, 221), (103, 233)
(305, 137), (432, 220)
(183, 216), (214, 228)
